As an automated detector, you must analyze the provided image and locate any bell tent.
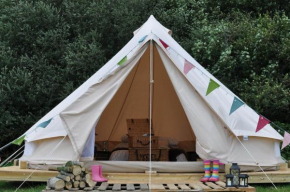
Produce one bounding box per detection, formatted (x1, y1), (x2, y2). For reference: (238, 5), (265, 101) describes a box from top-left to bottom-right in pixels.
(19, 15), (283, 172)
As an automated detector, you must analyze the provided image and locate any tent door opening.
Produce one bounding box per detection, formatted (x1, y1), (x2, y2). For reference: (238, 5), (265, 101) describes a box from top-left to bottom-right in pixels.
(94, 42), (196, 162)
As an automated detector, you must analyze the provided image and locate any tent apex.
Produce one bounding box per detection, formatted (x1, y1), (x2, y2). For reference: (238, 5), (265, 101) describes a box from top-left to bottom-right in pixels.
(149, 15), (156, 20)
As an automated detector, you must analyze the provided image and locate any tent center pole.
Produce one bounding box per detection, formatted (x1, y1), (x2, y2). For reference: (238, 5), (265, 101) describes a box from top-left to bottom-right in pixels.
(149, 39), (154, 188)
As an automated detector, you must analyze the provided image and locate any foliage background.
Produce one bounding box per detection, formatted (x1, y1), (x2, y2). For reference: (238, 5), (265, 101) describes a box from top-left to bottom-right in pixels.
(0, 0), (289, 159)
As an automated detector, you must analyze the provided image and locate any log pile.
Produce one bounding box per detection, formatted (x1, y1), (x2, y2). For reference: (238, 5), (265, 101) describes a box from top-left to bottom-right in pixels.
(46, 161), (96, 191)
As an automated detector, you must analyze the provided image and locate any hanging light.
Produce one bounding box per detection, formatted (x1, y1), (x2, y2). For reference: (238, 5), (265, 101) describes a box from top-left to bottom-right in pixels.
(225, 174), (234, 187)
(239, 174), (249, 187)
(230, 163), (240, 187)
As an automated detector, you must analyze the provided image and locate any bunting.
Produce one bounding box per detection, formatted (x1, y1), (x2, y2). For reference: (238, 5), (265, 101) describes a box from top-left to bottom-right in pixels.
(152, 32), (290, 151)
(37, 118), (52, 128)
(282, 132), (290, 149)
(255, 116), (270, 132)
(229, 97), (244, 115)
(139, 35), (147, 43)
(118, 56), (127, 66)
(159, 39), (169, 49)
(206, 79), (220, 96)
(183, 59), (195, 75)
(11, 135), (25, 146)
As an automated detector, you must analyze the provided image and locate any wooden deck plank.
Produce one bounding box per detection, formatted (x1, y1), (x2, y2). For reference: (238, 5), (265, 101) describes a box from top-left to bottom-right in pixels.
(188, 183), (202, 190)
(150, 184), (165, 190)
(112, 183), (121, 191)
(205, 182), (223, 189)
(98, 182), (109, 191)
(197, 182), (212, 190)
(126, 184), (135, 191)
(167, 184), (178, 190)
(178, 184), (191, 190)
(215, 181), (226, 188)
(140, 184), (149, 191)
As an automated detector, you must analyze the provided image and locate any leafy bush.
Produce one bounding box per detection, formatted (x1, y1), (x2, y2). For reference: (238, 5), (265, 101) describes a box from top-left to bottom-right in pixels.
(0, 0), (289, 160)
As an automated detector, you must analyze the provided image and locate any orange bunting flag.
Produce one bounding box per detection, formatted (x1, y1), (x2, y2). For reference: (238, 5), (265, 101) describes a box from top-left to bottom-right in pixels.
(183, 59), (195, 75)
(255, 115), (270, 132)
(282, 132), (290, 149)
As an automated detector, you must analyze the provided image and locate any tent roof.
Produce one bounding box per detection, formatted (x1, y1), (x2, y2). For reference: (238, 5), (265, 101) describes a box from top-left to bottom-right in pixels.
(25, 15), (283, 144)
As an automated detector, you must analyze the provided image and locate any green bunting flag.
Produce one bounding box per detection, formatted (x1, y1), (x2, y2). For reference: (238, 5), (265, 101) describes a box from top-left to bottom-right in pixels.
(11, 135), (25, 146)
(206, 79), (220, 96)
(229, 97), (245, 115)
(118, 56), (127, 66)
(37, 118), (52, 128)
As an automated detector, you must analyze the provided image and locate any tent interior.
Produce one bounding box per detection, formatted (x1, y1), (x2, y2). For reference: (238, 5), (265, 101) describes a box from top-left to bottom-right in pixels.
(95, 43), (197, 162)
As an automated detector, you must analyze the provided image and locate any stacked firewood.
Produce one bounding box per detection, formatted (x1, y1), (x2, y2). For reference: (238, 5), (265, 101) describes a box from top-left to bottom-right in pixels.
(46, 161), (96, 191)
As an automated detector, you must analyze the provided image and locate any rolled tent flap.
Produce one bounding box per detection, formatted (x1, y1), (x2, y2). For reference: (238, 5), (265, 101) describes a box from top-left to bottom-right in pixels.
(80, 124), (96, 161)
(21, 136), (77, 163)
(60, 44), (148, 157)
(25, 115), (67, 142)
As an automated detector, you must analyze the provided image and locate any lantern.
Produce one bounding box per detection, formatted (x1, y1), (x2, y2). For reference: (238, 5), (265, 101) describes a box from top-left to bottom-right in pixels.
(239, 174), (249, 187)
(225, 174), (234, 187)
(230, 163), (240, 187)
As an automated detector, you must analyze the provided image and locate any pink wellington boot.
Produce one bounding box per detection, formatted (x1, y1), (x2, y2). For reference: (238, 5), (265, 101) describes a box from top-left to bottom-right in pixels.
(91, 165), (108, 182)
(97, 165), (108, 182)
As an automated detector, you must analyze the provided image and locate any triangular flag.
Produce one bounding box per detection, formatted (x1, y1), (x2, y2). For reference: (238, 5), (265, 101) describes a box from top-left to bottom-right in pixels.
(11, 135), (25, 146)
(37, 118), (52, 128)
(255, 115), (270, 132)
(183, 59), (195, 75)
(159, 39), (169, 49)
(206, 79), (220, 96)
(229, 97), (244, 115)
(118, 56), (127, 66)
(139, 35), (147, 43)
(282, 132), (290, 149)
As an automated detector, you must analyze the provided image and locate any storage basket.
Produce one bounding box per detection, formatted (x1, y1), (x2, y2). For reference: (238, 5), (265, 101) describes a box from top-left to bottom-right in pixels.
(127, 118), (154, 137)
(129, 148), (169, 161)
(128, 136), (168, 148)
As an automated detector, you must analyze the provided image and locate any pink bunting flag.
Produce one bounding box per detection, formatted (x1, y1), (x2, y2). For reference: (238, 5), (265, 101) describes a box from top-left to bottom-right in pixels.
(159, 39), (169, 49)
(255, 115), (270, 132)
(184, 59), (195, 75)
(282, 132), (290, 149)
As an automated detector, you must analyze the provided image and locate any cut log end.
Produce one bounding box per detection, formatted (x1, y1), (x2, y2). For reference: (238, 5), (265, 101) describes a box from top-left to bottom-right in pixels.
(47, 177), (65, 190)
(65, 181), (72, 189)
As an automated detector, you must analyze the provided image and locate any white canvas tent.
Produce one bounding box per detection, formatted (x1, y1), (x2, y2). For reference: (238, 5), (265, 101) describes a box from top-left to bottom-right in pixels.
(20, 15), (284, 172)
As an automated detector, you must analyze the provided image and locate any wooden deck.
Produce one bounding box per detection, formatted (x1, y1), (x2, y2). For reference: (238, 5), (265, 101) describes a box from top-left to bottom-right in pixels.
(43, 181), (255, 192)
(0, 166), (289, 184)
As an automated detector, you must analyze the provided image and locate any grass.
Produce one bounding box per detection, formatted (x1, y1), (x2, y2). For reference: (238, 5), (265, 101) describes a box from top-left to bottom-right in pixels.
(0, 181), (46, 192)
(253, 184), (290, 192)
(0, 182), (289, 192)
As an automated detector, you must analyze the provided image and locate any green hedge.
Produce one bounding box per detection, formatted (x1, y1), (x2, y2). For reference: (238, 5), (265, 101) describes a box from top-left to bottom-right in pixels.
(0, 0), (289, 159)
